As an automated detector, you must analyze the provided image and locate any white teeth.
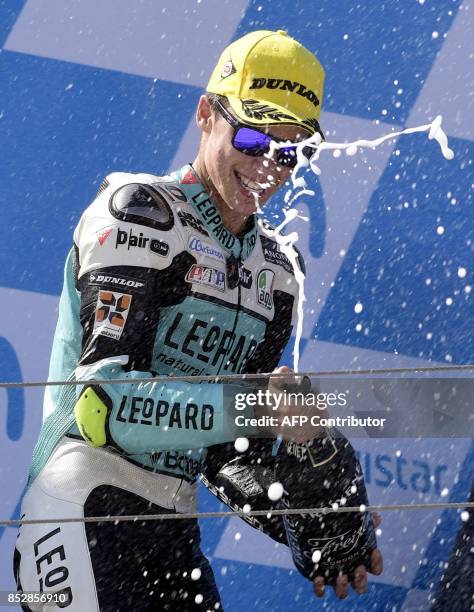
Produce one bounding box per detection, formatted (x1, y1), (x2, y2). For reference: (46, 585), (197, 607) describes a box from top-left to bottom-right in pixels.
(237, 172), (265, 194)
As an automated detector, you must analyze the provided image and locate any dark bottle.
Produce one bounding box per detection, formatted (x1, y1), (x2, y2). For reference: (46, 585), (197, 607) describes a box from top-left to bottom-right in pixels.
(276, 432), (377, 585)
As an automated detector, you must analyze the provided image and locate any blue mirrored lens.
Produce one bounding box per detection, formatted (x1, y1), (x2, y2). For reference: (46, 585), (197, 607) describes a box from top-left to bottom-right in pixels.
(233, 127), (271, 154)
(277, 146), (298, 167)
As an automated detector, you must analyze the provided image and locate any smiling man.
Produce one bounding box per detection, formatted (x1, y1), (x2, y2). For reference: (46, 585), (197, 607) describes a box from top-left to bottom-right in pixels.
(14, 30), (381, 611)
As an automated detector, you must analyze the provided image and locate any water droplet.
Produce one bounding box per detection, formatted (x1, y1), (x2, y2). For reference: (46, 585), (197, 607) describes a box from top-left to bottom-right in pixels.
(267, 482), (284, 501)
(234, 437), (249, 453)
(312, 550), (322, 563)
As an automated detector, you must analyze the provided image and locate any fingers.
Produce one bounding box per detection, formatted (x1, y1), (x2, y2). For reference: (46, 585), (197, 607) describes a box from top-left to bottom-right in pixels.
(271, 367), (312, 395)
(372, 511), (382, 529)
(313, 564), (373, 599)
(353, 565), (368, 595)
(370, 548), (384, 575)
(313, 576), (325, 597)
(335, 574), (349, 599)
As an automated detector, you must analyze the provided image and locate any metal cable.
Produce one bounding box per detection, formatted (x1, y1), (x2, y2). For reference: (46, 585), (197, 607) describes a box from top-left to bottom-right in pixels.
(1, 364), (473, 389)
(2, 502), (472, 527)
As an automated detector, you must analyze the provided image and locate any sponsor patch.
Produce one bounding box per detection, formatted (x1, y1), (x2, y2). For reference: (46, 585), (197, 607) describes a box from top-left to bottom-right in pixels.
(248, 77), (320, 109)
(226, 258), (253, 290)
(221, 60), (236, 79)
(188, 236), (225, 262)
(185, 265), (225, 292)
(93, 290), (132, 340)
(256, 269), (275, 310)
(88, 272), (146, 293)
(261, 236), (293, 274)
(177, 210), (209, 236)
(239, 267), (253, 289)
(97, 226), (113, 246)
(115, 227), (169, 256)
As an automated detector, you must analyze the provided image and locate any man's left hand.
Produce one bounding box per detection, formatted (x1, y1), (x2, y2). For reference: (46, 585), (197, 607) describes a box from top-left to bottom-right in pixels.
(313, 512), (384, 598)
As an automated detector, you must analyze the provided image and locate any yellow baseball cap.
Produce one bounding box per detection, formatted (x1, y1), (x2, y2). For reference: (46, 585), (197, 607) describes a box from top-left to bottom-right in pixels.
(207, 30), (325, 135)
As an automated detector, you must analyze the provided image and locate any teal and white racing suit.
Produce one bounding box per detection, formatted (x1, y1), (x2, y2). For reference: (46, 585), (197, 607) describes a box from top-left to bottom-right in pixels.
(14, 164), (303, 611)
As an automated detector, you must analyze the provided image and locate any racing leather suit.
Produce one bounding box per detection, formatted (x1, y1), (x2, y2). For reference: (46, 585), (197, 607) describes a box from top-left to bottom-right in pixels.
(14, 164), (302, 611)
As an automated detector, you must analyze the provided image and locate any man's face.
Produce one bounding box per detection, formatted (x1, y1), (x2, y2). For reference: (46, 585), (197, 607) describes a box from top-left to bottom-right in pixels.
(195, 96), (310, 219)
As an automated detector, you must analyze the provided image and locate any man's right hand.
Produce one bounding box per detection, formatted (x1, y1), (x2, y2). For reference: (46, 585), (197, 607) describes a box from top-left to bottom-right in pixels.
(256, 365), (326, 442)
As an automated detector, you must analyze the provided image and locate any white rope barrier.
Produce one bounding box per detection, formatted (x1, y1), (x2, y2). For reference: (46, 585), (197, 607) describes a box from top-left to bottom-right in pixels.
(2, 502), (472, 527)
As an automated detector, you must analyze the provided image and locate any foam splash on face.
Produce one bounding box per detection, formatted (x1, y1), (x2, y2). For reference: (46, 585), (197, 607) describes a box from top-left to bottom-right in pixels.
(259, 115), (454, 372)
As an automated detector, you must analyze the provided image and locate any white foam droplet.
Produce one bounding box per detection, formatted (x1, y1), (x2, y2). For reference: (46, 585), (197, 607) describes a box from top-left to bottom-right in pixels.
(333, 149), (342, 158)
(243, 504), (251, 514)
(360, 504), (366, 512)
(234, 532), (241, 541)
(354, 302), (363, 314)
(312, 550), (322, 563)
(346, 144), (358, 156)
(437, 226), (445, 235)
(292, 176), (306, 189)
(351, 485), (357, 494)
(441, 488), (449, 497)
(191, 568), (202, 581)
(460, 511), (469, 522)
(267, 482), (284, 501)
(234, 437), (249, 453)
(458, 267), (467, 279)
(195, 594), (203, 604)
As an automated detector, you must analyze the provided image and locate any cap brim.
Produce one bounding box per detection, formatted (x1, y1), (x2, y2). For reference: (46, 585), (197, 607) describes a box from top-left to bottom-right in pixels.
(226, 95), (322, 137)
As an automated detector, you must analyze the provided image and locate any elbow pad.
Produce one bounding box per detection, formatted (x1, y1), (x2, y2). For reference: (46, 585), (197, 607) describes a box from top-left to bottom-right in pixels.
(74, 386), (112, 447)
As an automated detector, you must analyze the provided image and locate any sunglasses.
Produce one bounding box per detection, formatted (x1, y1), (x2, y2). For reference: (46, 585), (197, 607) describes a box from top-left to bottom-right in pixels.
(212, 97), (315, 168)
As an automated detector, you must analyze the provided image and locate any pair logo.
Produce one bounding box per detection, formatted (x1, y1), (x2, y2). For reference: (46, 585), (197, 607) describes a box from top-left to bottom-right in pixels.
(93, 290), (132, 340)
(115, 227), (169, 256)
(186, 265), (225, 292)
(257, 269), (275, 310)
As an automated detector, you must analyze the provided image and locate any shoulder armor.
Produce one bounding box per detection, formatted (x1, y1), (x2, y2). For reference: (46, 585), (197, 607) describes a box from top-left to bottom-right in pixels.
(109, 183), (174, 231)
(73, 173), (189, 279)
